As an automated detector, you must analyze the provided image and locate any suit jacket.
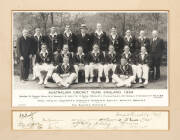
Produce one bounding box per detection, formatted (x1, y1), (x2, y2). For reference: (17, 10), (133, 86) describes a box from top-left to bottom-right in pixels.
(149, 37), (165, 58)
(35, 51), (54, 65)
(88, 51), (105, 64)
(73, 53), (88, 65)
(123, 36), (137, 53)
(54, 63), (75, 74)
(91, 31), (109, 52)
(16, 36), (33, 58)
(77, 33), (93, 54)
(137, 37), (150, 53)
(114, 64), (133, 76)
(31, 35), (47, 54)
(45, 34), (62, 53)
(105, 51), (120, 64)
(55, 51), (74, 65)
(136, 53), (149, 65)
(108, 34), (124, 53)
(62, 32), (77, 53)
(121, 52), (136, 64)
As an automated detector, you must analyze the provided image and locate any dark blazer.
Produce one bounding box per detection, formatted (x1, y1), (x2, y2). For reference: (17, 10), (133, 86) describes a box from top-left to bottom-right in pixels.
(77, 33), (93, 54)
(31, 35), (47, 54)
(149, 37), (165, 58)
(88, 51), (105, 64)
(45, 34), (62, 53)
(114, 64), (133, 76)
(16, 36), (33, 58)
(35, 51), (54, 65)
(91, 31), (109, 52)
(54, 63), (76, 74)
(105, 52), (120, 64)
(73, 53), (88, 65)
(62, 32), (77, 53)
(136, 53), (150, 65)
(55, 52), (74, 65)
(136, 37), (150, 53)
(121, 52), (136, 64)
(108, 34), (124, 53)
(123, 36), (137, 53)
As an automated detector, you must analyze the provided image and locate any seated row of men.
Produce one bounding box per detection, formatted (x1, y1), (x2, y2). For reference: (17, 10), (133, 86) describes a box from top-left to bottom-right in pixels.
(16, 23), (165, 84)
(33, 43), (149, 88)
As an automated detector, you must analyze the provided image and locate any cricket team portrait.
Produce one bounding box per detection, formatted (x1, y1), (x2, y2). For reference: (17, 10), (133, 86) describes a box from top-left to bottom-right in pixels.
(12, 11), (168, 89)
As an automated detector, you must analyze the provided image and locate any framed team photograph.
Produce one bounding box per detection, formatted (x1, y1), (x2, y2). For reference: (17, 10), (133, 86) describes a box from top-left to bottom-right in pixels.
(12, 10), (168, 107)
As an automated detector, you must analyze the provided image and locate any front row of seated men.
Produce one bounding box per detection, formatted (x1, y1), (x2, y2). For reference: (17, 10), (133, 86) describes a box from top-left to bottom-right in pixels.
(33, 43), (150, 88)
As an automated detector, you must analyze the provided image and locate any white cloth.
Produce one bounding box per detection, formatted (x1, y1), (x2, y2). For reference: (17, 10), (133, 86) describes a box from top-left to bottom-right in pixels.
(104, 64), (116, 77)
(112, 74), (135, 85)
(74, 65), (90, 78)
(89, 63), (104, 78)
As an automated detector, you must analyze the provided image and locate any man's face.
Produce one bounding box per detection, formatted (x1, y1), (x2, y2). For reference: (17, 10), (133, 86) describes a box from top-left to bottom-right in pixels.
(124, 46), (130, 53)
(50, 28), (56, 34)
(23, 30), (28, 37)
(140, 31), (145, 37)
(111, 28), (117, 34)
(63, 57), (69, 64)
(41, 45), (47, 52)
(63, 45), (69, 53)
(152, 31), (158, 38)
(93, 45), (99, 52)
(121, 58), (127, 66)
(96, 24), (102, 31)
(126, 30), (131, 36)
(78, 47), (83, 54)
(35, 28), (41, 35)
(109, 45), (114, 52)
(65, 26), (71, 32)
(141, 47), (146, 53)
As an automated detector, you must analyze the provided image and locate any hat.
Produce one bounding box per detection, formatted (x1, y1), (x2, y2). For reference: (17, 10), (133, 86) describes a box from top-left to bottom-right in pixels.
(80, 24), (87, 29)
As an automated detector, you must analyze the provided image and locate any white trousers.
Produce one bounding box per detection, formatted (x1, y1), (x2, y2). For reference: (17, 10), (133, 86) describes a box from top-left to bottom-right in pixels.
(89, 63), (104, 78)
(34, 63), (55, 80)
(137, 64), (149, 80)
(52, 73), (77, 85)
(131, 64), (137, 77)
(74, 65), (90, 78)
(103, 64), (116, 77)
(112, 74), (135, 85)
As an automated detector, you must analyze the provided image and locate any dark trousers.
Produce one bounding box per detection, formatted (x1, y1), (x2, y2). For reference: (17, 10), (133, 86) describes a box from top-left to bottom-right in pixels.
(150, 55), (161, 80)
(19, 57), (30, 80)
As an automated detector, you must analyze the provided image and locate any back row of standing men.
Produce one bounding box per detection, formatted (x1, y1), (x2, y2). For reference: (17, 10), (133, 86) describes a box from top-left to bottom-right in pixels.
(16, 23), (165, 86)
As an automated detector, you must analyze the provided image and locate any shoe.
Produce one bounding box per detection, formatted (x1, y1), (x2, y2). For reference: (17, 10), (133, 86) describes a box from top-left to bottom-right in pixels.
(32, 76), (36, 80)
(65, 83), (70, 88)
(43, 79), (48, 85)
(38, 80), (43, 85)
(97, 77), (101, 83)
(105, 78), (109, 83)
(75, 79), (78, 84)
(85, 78), (89, 83)
(89, 78), (93, 83)
(139, 78), (142, 83)
(132, 80), (136, 84)
(143, 80), (148, 85)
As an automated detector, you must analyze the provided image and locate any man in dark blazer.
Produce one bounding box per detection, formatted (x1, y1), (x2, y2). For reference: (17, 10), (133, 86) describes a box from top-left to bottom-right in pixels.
(123, 30), (137, 53)
(45, 27), (62, 61)
(52, 56), (77, 88)
(31, 28), (47, 80)
(91, 23), (109, 53)
(62, 25), (77, 53)
(16, 29), (33, 81)
(108, 26), (124, 54)
(77, 24), (92, 54)
(112, 57), (135, 87)
(136, 30), (150, 53)
(149, 30), (165, 80)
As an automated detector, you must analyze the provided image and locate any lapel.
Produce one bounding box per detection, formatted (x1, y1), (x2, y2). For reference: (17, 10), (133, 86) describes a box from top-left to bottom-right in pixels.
(40, 52), (48, 61)
(95, 32), (103, 39)
(64, 32), (72, 39)
(61, 64), (70, 73)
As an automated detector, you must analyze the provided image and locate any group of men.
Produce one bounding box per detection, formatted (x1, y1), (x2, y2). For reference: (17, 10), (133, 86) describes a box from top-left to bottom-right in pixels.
(16, 23), (165, 88)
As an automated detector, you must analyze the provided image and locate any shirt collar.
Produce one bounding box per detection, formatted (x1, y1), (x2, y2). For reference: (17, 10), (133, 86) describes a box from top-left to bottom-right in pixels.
(50, 32), (57, 36)
(123, 51), (131, 55)
(77, 52), (85, 56)
(125, 35), (132, 39)
(140, 52), (148, 55)
(108, 51), (116, 54)
(64, 30), (72, 35)
(61, 50), (70, 55)
(95, 30), (103, 35)
(34, 33), (42, 37)
(62, 63), (69, 66)
(139, 36), (146, 40)
(92, 50), (100, 54)
(40, 50), (48, 54)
